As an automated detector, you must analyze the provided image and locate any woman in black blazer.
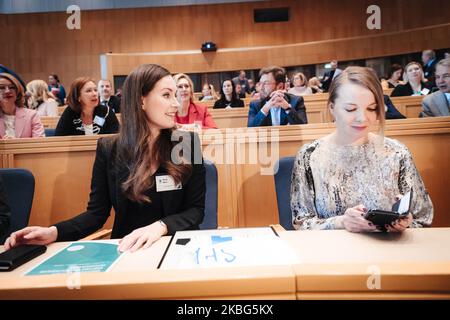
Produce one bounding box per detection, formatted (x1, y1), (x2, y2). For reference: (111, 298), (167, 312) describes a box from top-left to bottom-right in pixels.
(390, 62), (433, 97)
(4, 64), (205, 252)
(213, 79), (244, 109)
(55, 77), (120, 136)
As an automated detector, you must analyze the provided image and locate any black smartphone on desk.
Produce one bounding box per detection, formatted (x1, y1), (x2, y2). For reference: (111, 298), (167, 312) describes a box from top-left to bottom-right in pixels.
(0, 244), (47, 271)
(364, 190), (413, 231)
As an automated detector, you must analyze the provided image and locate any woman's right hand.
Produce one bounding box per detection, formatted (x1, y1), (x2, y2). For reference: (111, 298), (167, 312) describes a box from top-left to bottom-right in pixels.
(336, 205), (378, 233)
(3, 226), (58, 250)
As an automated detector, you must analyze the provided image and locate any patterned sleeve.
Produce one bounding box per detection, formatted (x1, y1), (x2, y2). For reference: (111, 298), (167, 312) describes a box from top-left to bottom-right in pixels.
(290, 142), (339, 230)
(397, 145), (434, 227)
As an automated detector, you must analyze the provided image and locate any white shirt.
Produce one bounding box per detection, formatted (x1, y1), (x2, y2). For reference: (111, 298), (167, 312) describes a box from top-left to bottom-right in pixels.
(83, 123), (94, 135)
(3, 114), (16, 138)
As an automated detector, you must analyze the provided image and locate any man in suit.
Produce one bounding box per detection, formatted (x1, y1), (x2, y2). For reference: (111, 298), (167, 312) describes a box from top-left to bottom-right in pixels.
(98, 79), (121, 113)
(248, 66), (307, 127)
(422, 50), (438, 84)
(421, 58), (450, 117)
(321, 60), (342, 92)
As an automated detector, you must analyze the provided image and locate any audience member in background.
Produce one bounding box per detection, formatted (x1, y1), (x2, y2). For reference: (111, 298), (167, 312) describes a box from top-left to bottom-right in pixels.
(251, 82), (262, 100)
(26, 80), (59, 117)
(384, 95), (406, 119)
(248, 79), (256, 94)
(199, 83), (219, 102)
(288, 72), (313, 96)
(422, 49), (438, 84)
(308, 77), (324, 94)
(321, 60), (342, 92)
(291, 66), (433, 232)
(390, 62), (433, 97)
(174, 73), (217, 130)
(0, 175), (11, 240)
(116, 87), (123, 99)
(0, 73), (45, 139)
(55, 77), (119, 136)
(232, 70), (250, 96)
(98, 79), (121, 113)
(421, 58), (450, 117)
(235, 83), (246, 99)
(248, 66), (307, 127)
(213, 79), (244, 109)
(0, 64), (26, 90)
(3, 64), (205, 252)
(48, 74), (66, 106)
(381, 64), (404, 89)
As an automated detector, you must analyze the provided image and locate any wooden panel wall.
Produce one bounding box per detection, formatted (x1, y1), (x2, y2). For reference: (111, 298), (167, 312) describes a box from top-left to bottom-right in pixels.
(1, 0), (449, 88)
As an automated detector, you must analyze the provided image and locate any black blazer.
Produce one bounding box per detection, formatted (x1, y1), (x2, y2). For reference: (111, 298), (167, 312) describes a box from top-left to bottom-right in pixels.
(213, 98), (244, 109)
(55, 105), (120, 136)
(54, 131), (205, 241)
(101, 95), (121, 113)
(390, 82), (433, 97)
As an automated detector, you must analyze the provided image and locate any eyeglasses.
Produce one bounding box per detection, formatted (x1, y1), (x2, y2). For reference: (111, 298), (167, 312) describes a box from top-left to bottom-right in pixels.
(261, 81), (276, 87)
(0, 85), (17, 92)
(177, 84), (190, 90)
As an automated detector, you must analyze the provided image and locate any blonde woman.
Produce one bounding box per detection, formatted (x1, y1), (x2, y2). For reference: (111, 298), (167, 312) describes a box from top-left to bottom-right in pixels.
(288, 72), (313, 96)
(308, 77), (324, 94)
(291, 67), (433, 232)
(26, 80), (59, 117)
(391, 62), (433, 97)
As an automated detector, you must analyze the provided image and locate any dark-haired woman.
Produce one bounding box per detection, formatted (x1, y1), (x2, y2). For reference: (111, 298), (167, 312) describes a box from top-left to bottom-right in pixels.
(213, 79), (244, 109)
(48, 74), (66, 105)
(55, 77), (119, 136)
(4, 64), (205, 252)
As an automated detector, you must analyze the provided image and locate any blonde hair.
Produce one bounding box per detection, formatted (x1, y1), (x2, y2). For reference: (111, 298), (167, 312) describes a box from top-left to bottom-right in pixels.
(292, 72), (308, 87)
(403, 62), (425, 83)
(328, 66), (385, 134)
(0, 73), (25, 108)
(173, 73), (195, 102)
(26, 79), (56, 109)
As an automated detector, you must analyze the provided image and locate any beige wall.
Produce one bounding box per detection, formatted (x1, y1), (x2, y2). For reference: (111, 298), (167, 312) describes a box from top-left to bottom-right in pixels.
(1, 0), (449, 88)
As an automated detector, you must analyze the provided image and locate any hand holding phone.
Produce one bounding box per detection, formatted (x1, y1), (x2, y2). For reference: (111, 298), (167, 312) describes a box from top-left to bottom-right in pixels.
(364, 190), (413, 232)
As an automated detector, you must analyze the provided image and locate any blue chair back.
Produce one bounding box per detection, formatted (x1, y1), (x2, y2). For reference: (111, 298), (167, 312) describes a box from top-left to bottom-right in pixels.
(45, 128), (56, 136)
(199, 160), (218, 230)
(274, 156), (296, 230)
(0, 168), (35, 243)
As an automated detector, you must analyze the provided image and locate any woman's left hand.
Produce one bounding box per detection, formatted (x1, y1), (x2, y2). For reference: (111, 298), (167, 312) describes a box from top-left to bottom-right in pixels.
(385, 213), (413, 232)
(118, 221), (168, 252)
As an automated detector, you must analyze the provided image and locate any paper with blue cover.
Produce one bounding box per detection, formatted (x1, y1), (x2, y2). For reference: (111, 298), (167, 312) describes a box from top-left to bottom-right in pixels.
(159, 227), (300, 269)
(25, 241), (122, 276)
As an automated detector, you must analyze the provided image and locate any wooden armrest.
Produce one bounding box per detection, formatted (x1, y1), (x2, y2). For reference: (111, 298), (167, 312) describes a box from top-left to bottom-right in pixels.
(82, 229), (112, 240)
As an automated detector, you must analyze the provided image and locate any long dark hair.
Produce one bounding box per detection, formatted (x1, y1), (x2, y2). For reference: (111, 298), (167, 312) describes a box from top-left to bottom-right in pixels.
(118, 64), (192, 203)
(219, 79), (238, 102)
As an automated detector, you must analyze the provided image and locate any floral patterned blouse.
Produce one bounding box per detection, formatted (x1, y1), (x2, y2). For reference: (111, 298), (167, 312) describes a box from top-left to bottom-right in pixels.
(290, 134), (433, 230)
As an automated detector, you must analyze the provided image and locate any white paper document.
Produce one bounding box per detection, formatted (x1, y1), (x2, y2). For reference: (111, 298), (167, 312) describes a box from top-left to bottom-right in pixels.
(159, 227), (300, 269)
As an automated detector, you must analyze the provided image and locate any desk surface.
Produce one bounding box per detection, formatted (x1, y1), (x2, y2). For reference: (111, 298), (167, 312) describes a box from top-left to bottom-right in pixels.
(1, 228), (449, 299)
(280, 228), (450, 299)
(0, 236), (295, 300)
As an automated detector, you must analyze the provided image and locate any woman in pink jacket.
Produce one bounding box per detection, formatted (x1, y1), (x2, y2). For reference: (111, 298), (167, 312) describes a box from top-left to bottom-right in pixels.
(0, 73), (45, 139)
(173, 73), (218, 130)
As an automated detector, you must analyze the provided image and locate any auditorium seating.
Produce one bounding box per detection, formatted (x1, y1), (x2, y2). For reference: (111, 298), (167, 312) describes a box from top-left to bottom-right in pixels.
(1, 117), (449, 230)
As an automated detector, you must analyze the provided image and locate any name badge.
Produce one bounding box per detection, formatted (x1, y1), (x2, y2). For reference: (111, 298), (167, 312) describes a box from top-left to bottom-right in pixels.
(421, 88), (430, 95)
(156, 175), (182, 192)
(93, 115), (106, 127)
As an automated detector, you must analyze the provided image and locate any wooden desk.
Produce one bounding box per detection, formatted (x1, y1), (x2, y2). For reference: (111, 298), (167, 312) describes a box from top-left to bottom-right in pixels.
(1, 227), (449, 299)
(0, 237), (295, 300)
(280, 228), (450, 299)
